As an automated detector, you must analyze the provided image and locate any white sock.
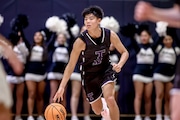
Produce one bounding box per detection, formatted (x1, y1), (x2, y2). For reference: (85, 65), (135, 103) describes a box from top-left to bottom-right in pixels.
(101, 97), (108, 110)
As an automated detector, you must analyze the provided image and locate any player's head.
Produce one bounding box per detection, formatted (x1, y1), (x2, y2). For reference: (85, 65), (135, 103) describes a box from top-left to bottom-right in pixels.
(82, 5), (104, 30)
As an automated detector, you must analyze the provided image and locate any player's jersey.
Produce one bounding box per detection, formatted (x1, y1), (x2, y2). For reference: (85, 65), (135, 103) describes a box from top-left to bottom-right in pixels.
(79, 28), (111, 73)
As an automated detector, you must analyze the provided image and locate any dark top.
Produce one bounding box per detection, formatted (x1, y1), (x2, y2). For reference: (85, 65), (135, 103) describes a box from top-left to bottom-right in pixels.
(78, 28), (111, 73)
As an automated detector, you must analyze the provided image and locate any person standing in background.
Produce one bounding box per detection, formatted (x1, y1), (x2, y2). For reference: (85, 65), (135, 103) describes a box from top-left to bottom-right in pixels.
(134, 1), (180, 120)
(25, 31), (47, 120)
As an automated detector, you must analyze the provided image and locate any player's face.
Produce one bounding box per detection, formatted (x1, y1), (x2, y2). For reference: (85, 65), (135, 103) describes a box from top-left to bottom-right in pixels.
(163, 35), (173, 48)
(140, 31), (151, 44)
(57, 33), (66, 45)
(84, 14), (101, 31)
(34, 32), (43, 44)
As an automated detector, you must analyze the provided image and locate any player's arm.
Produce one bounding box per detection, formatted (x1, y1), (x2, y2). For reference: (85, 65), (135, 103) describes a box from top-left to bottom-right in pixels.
(54, 38), (85, 102)
(0, 40), (23, 75)
(134, 1), (180, 28)
(110, 31), (129, 72)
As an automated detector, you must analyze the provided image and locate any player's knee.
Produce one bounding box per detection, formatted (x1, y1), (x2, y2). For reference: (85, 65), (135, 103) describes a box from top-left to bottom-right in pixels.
(106, 96), (116, 107)
(92, 107), (102, 115)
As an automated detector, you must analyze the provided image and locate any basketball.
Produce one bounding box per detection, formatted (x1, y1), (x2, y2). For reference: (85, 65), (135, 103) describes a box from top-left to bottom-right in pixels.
(44, 103), (67, 120)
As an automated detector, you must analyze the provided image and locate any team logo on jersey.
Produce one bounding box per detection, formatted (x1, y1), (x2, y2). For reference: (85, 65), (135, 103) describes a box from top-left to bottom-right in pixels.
(92, 49), (106, 65)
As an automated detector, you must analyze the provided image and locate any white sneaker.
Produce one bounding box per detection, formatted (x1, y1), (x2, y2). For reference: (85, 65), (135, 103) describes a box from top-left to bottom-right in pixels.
(84, 115), (91, 120)
(134, 116), (142, 120)
(15, 116), (23, 120)
(144, 116), (151, 120)
(156, 117), (162, 120)
(164, 115), (170, 120)
(37, 115), (44, 120)
(27, 116), (34, 120)
(71, 116), (79, 120)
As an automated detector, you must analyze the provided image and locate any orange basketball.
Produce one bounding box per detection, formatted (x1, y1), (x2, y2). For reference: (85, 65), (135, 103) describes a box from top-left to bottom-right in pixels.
(44, 103), (67, 120)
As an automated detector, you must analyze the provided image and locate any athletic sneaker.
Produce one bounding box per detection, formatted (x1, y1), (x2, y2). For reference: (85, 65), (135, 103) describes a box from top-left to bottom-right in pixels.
(15, 115), (23, 120)
(71, 116), (79, 120)
(37, 115), (44, 120)
(134, 115), (142, 120)
(27, 116), (34, 120)
(144, 116), (151, 120)
(84, 115), (91, 120)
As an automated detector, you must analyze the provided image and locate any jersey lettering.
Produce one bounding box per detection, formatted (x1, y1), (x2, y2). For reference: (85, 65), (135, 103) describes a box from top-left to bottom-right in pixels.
(92, 49), (106, 65)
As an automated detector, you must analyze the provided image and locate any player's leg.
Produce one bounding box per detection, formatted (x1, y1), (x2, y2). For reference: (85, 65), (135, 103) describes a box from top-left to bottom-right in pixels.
(90, 98), (103, 115)
(134, 81), (144, 120)
(49, 80), (59, 103)
(164, 82), (172, 120)
(70, 80), (81, 120)
(154, 81), (164, 120)
(26, 81), (36, 120)
(102, 82), (119, 120)
(36, 80), (46, 120)
(144, 82), (153, 120)
(15, 82), (24, 120)
(82, 88), (91, 120)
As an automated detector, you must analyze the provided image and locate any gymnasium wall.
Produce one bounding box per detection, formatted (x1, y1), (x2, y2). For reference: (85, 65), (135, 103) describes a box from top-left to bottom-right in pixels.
(0, 0), (179, 115)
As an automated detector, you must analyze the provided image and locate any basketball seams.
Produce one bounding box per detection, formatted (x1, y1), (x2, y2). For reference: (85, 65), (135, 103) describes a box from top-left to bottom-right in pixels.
(44, 103), (67, 120)
(44, 105), (51, 119)
(51, 104), (64, 119)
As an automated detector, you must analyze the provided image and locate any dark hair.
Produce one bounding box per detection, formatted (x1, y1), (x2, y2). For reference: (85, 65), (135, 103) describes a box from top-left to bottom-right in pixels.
(82, 5), (104, 19)
(140, 30), (151, 36)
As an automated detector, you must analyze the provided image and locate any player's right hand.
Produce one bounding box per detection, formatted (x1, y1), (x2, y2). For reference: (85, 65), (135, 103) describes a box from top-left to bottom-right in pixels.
(53, 87), (64, 103)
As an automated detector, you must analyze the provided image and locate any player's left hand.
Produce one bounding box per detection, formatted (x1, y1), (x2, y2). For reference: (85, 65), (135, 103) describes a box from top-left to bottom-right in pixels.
(112, 63), (121, 73)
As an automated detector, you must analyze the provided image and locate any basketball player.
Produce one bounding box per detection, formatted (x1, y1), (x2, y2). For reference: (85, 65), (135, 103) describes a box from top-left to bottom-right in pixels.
(134, 1), (180, 120)
(53, 5), (129, 120)
(0, 35), (23, 120)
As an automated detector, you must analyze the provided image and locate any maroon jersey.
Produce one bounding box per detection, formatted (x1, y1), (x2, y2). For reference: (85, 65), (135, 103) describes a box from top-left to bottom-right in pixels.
(79, 28), (111, 73)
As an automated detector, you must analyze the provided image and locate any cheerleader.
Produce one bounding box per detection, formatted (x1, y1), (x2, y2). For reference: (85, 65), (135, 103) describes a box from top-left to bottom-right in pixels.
(6, 31), (29, 120)
(47, 33), (69, 106)
(0, 35), (23, 120)
(25, 31), (48, 120)
(153, 23), (180, 120)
